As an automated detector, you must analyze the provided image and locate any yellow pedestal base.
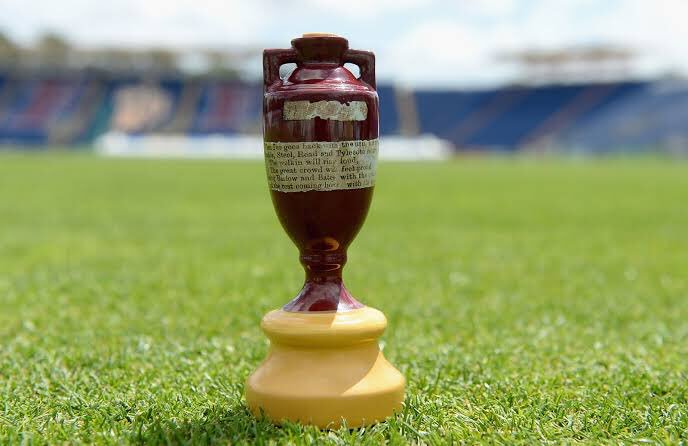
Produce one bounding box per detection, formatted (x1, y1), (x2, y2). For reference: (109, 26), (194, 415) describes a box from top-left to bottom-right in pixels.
(245, 306), (405, 428)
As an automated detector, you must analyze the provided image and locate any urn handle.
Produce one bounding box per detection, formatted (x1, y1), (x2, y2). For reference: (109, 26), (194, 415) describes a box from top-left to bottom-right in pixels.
(343, 49), (376, 89)
(263, 48), (298, 91)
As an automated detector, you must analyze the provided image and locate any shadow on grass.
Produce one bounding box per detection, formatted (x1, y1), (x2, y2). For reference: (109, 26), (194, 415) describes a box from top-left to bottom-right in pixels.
(138, 404), (287, 445)
(135, 403), (405, 445)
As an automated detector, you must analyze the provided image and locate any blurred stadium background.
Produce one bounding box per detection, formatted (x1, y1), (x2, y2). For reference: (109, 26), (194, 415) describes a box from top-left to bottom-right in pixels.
(0, 4), (687, 158)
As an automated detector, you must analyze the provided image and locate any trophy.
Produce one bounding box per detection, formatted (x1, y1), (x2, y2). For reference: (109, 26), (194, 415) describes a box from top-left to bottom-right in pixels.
(246, 33), (405, 428)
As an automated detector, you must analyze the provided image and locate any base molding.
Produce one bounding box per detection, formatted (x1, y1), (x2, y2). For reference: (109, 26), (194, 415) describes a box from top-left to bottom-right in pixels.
(245, 307), (405, 428)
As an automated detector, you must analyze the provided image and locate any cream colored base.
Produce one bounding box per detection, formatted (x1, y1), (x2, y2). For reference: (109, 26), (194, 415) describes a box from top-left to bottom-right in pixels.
(245, 307), (405, 428)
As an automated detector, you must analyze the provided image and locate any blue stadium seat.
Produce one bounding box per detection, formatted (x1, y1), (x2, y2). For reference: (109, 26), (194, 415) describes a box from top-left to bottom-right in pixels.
(377, 86), (399, 135)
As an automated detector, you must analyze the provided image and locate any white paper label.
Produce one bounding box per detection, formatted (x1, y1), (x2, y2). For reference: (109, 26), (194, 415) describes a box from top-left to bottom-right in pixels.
(264, 139), (378, 192)
(283, 100), (368, 121)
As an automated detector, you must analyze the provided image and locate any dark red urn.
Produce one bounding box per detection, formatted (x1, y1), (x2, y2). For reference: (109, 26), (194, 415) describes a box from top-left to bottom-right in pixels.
(263, 33), (379, 312)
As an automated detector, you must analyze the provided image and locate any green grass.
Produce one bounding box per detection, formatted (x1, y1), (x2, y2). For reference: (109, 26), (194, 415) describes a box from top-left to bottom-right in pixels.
(0, 153), (687, 444)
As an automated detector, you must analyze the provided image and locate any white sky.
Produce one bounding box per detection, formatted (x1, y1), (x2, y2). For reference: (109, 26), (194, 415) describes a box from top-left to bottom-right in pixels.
(1, 0), (686, 87)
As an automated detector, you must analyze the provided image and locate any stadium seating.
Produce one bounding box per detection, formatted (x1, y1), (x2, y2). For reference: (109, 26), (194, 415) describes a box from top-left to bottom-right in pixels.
(377, 86), (400, 135)
(412, 82), (655, 150)
(190, 82), (261, 135)
(561, 81), (688, 151)
(0, 71), (685, 153)
(414, 90), (496, 145)
(0, 77), (88, 144)
(463, 85), (584, 149)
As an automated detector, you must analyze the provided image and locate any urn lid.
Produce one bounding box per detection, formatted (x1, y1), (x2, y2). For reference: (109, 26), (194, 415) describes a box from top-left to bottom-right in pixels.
(292, 33), (349, 64)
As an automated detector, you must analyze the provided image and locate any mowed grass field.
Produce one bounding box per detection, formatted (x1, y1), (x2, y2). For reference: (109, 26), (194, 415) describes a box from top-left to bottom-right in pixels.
(0, 153), (687, 444)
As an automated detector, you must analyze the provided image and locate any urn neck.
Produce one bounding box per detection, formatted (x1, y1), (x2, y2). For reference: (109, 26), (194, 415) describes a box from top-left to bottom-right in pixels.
(300, 250), (347, 280)
(280, 249), (364, 312)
